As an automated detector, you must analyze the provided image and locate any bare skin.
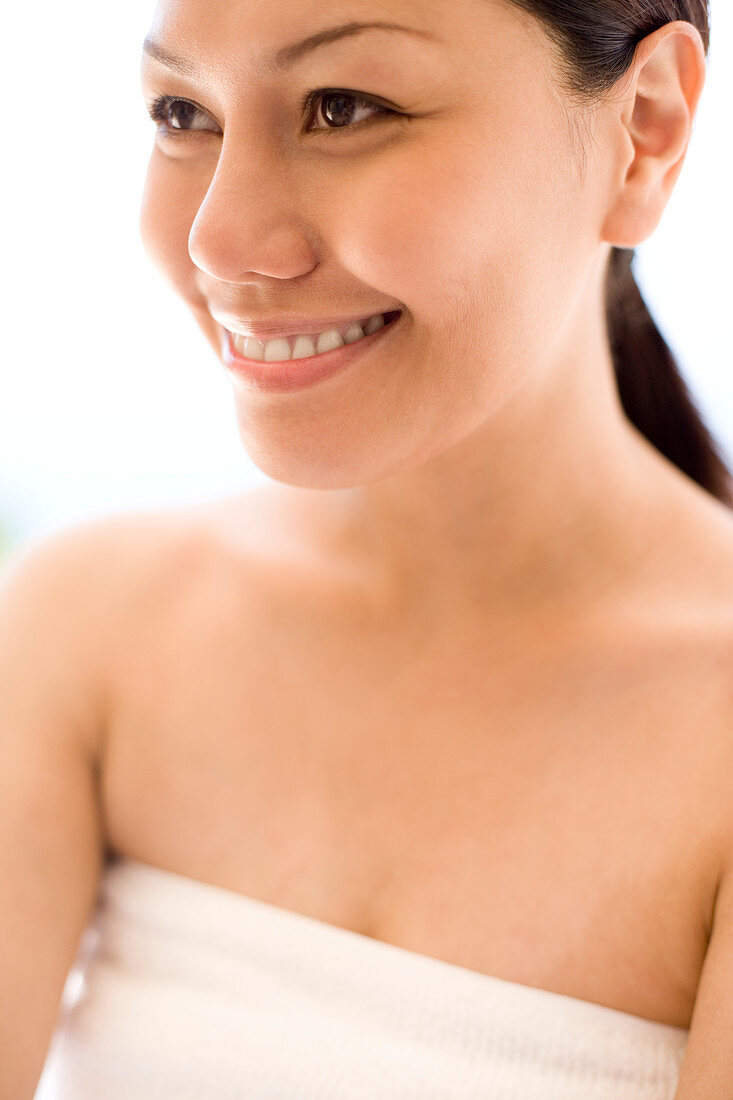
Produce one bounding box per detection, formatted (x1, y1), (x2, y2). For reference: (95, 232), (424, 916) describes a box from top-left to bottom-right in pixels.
(114, 0), (733, 1036)
(99, 460), (733, 1033)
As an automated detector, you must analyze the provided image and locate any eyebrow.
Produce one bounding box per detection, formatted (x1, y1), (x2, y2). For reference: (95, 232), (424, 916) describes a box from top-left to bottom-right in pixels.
(142, 21), (440, 78)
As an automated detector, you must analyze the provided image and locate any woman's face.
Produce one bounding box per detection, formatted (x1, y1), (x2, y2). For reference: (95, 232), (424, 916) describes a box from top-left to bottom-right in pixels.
(139, 0), (613, 489)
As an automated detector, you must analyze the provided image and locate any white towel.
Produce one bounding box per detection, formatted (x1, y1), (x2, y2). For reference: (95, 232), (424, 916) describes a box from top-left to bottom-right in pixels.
(38, 856), (689, 1099)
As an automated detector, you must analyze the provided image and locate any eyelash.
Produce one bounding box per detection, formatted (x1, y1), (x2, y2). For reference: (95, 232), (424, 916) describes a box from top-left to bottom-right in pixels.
(146, 90), (396, 139)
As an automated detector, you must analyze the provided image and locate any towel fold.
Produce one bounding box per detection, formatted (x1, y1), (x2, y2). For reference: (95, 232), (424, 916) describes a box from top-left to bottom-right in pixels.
(38, 856), (689, 1099)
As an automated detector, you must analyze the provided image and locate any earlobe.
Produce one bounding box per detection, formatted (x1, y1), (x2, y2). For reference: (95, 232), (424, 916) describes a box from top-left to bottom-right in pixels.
(600, 20), (707, 250)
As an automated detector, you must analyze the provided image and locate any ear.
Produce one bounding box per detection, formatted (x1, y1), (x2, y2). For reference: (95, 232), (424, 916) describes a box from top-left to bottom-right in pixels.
(601, 20), (707, 249)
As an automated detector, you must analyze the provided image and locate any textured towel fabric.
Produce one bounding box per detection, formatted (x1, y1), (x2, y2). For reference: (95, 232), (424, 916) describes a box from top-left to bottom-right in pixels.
(38, 857), (689, 1099)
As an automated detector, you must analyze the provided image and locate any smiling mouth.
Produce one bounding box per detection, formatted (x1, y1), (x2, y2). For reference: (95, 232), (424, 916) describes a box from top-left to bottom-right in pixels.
(223, 310), (403, 364)
(220, 307), (403, 394)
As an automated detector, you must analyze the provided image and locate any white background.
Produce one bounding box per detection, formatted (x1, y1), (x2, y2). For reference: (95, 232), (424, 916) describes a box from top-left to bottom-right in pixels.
(3, 4), (731, 1098)
(1, 1), (731, 559)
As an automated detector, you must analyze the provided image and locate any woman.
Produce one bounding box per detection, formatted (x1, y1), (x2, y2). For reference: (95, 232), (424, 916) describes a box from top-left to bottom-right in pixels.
(3, 0), (732, 1097)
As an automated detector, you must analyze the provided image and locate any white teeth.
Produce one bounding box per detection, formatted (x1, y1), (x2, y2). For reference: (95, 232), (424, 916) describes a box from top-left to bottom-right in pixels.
(364, 314), (386, 336)
(316, 329), (345, 354)
(230, 311), (396, 363)
(242, 335), (264, 360)
(292, 335), (317, 359)
(343, 323), (366, 344)
(264, 337), (291, 363)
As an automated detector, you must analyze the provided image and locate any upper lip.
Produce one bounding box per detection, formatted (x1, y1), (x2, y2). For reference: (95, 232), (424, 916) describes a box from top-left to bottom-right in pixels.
(210, 309), (401, 341)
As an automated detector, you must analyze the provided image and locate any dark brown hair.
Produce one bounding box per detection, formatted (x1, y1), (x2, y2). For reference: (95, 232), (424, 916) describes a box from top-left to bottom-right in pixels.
(506, 0), (733, 506)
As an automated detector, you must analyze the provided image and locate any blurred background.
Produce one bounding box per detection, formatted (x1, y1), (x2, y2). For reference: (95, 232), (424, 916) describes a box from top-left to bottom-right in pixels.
(2, 4), (731, 1099)
(1, 1), (731, 566)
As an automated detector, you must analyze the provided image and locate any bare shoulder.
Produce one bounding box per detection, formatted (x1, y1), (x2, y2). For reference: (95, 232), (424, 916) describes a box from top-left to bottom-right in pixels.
(665, 489), (733, 1093)
(635, 476), (733, 765)
(629, 470), (733, 639)
(656, 466), (733, 583)
(43, 489), (291, 643)
(1, 484), (302, 633)
(0, 501), (248, 736)
(0, 508), (218, 1100)
(0, 503), (215, 617)
(674, 810), (733, 1095)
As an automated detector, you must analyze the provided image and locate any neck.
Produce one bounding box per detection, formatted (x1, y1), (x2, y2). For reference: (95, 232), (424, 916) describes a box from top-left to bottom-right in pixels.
(319, 294), (676, 629)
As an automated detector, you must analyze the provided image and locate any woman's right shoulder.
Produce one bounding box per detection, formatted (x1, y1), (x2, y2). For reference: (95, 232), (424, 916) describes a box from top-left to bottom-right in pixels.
(0, 502), (237, 668)
(0, 485), (307, 702)
(0, 504), (205, 609)
(0, 500), (252, 753)
(0, 507), (206, 1100)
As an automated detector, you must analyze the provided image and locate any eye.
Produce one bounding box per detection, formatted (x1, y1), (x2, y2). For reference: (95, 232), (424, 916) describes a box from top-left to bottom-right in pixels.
(301, 89), (396, 135)
(145, 89), (397, 139)
(147, 95), (221, 134)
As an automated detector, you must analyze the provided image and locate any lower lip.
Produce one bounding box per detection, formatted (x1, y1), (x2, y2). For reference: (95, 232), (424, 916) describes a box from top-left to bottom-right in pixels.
(221, 311), (403, 394)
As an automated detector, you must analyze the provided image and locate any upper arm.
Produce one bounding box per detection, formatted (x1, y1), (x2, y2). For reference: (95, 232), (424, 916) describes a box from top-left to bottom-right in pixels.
(0, 524), (110, 1100)
(673, 828), (733, 1096)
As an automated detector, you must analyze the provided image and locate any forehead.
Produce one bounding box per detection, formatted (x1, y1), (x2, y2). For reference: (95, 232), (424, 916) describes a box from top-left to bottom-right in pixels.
(144, 0), (551, 81)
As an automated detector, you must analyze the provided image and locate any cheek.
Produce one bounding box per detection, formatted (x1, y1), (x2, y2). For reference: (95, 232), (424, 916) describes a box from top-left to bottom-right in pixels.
(352, 118), (589, 340)
(332, 135), (532, 346)
(331, 117), (593, 430)
(139, 150), (205, 302)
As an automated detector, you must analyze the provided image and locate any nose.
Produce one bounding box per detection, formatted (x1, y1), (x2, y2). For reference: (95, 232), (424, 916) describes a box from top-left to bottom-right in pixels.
(187, 139), (319, 284)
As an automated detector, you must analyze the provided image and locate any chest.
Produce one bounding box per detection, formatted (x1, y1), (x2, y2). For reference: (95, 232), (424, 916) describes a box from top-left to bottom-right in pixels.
(100, 594), (730, 1031)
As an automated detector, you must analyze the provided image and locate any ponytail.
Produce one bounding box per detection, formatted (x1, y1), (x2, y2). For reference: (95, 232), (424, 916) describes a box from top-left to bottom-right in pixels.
(502, 0), (731, 507)
(605, 247), (732, 507)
